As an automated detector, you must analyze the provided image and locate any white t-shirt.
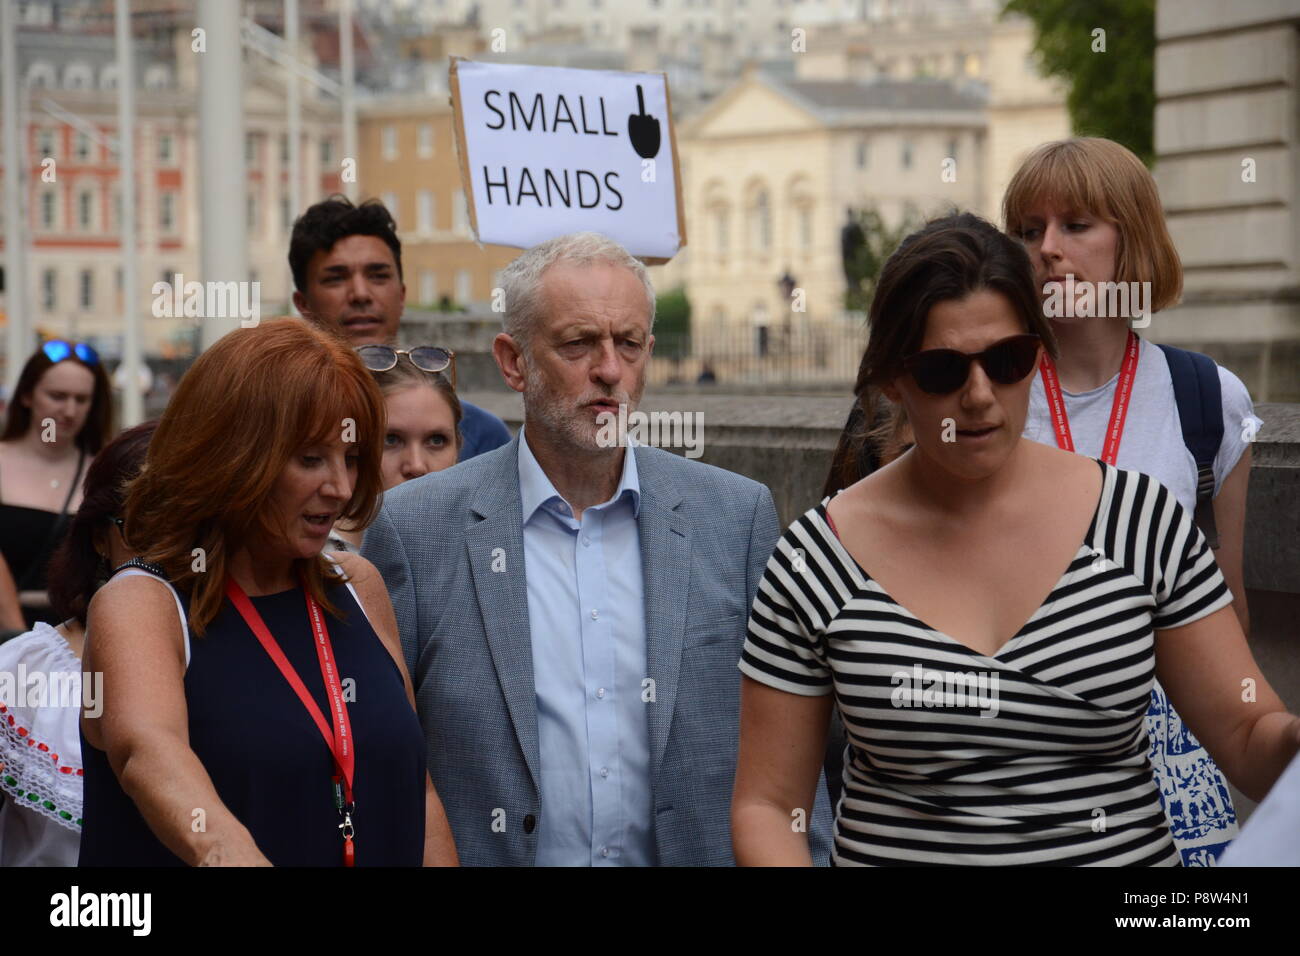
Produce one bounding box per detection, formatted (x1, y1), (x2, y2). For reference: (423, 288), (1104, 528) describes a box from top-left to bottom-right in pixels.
(1024, 336), (1261, 512)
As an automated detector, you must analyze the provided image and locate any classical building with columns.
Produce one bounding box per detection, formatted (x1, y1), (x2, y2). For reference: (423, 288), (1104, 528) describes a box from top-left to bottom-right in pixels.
(1151, 0), (1300, 402)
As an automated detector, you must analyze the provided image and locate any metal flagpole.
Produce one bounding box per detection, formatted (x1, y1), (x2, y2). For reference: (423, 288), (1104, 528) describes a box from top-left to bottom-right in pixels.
(2, 0), (30, 391)
(340, 0), (357, 202)
(197, 0), (246, 349)
(286, 0), (300, 313)
(115, 0), (142, 426)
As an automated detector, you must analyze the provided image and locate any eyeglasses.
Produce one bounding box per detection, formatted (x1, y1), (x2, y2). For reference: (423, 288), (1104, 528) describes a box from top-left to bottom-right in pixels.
(902, 333), (1041, 395)
(43, 339), (100, 366)
(356, 345), (456, 387)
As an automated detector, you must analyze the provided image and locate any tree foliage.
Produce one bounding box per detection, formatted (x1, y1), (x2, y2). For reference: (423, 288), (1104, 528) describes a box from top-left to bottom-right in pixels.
(655, 285), (691, 340)
(1002, 0), (1156, 165)
(842, 207), (919, 312)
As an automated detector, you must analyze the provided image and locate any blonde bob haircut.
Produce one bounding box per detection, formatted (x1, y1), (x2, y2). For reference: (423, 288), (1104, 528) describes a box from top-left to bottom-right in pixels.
(1002, 137), (1183, 313)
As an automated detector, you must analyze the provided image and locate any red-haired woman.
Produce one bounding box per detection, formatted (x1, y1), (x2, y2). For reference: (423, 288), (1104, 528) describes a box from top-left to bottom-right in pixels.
(79, 320), (457, 866)
(0, 342), (114, 628)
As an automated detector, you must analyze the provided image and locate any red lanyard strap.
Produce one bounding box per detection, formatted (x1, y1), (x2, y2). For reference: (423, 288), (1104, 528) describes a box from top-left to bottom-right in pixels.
(226, 575), (356, 865)
(1040, 331), (1140, 466)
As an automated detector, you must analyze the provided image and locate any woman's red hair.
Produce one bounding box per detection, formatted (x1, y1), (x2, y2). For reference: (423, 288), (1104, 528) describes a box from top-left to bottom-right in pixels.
(123, 320), (385, 636)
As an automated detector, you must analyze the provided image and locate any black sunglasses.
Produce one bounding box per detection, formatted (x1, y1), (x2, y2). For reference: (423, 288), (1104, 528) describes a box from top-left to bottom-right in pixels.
(902, 333), (1041, 395)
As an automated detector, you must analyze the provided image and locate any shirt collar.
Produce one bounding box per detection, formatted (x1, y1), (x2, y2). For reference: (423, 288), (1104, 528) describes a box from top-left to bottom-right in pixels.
(518, 425), (641, 523)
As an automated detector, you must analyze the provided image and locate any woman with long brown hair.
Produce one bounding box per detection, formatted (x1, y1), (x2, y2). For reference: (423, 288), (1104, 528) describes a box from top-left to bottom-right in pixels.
(79, 320), (457, 866)
(733, 213), (1298, 865)
(0, 342), (113, 627)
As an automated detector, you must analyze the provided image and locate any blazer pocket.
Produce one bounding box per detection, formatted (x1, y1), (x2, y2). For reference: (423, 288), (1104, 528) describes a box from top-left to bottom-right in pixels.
(683, 611), (743, 649)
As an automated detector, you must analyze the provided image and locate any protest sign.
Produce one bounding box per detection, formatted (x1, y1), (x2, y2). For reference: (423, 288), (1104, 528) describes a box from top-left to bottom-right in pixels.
(450, 58), (686, 262)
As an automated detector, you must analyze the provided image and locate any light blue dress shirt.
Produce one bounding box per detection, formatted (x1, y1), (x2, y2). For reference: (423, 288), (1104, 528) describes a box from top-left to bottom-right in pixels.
(517, 428), (654, 866)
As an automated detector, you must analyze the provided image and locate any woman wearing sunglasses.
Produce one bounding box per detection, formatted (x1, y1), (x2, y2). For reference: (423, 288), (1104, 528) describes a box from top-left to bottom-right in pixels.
(731, 213), (1299, 866)
(0, 342), (113, 628)
(328, 346), (463, 551)
(1003, 137), (1262, 865)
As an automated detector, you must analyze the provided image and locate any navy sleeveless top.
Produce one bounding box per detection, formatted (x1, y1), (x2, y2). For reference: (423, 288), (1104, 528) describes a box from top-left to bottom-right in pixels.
(79, 572), (426, 866)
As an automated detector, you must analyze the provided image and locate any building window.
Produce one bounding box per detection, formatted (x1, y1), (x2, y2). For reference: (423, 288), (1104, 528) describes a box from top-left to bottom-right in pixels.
(417, 123), (434, 158)
(37, 127), (56, 159)
(901, 140), (913, 170)
(749, 189), (771, 254)
(280, 196), (291, 231)
(79, 270), (94, 310)
(383, 192), (399, 226)
(158, 132), (175, 164)
(382, 125), (398, 161)
(712, 207), (729, 254)
(855, 139), (868, 169)
(798, 205), (812, 252)
(420, 270), (436, 304)
(160, 192), (177, 232)
(417, 190), (435, 233)
(42, 269), (57, 310)
(321, 138), (335, 165)
(455, 269), (472, 304)
(112, 190), (122, 231)
(77, 188), (95, 229)
(247, 191), (260, 234)
(40, 191), (58, 230)
(280, 133), (289, 163)
(947, 137), (959, 161)
(245, 133), (257, 164)
(453, 191), (468, 233)
(74, 132), (92, 162)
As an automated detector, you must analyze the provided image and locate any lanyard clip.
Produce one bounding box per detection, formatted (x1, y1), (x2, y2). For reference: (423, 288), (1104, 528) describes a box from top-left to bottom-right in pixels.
(339, 810), (355, 840)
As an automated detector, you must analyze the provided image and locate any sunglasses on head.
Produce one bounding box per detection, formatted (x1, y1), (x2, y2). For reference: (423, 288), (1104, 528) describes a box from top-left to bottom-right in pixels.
(902, 333), (1041, 395)
(43, 339), (100, 366)
(356, 345), (456, 388)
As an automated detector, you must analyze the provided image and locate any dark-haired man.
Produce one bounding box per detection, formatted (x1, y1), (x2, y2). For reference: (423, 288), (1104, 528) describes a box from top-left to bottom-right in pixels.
(289, 195), (511, 460)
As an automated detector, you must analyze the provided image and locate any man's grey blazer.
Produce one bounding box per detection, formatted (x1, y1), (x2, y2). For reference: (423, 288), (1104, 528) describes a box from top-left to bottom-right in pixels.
(362, 434), (833, 866)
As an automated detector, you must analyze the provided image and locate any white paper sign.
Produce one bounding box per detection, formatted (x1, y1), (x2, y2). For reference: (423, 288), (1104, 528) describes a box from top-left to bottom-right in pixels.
(451, 59), (685, 260)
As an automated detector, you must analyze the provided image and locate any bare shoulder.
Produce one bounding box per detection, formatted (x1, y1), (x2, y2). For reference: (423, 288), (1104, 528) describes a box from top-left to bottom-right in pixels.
(86, 573), (187, 667)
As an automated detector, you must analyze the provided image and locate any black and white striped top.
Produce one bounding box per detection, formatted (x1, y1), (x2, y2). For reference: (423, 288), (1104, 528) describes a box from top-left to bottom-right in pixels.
(740, 461), (1232, 866)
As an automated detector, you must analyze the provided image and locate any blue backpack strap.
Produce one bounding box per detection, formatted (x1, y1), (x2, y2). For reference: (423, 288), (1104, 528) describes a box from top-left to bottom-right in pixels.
(1157, 344), (1224, 549)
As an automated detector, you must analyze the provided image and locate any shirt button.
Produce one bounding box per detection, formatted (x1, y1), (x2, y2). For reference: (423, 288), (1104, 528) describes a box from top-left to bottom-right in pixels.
(582, 536), (591, 547)
(596, 687), (606, 699)
(600, 767), (609, 778)
(590, 608), (598, 620)
(600, 846), (610, 858)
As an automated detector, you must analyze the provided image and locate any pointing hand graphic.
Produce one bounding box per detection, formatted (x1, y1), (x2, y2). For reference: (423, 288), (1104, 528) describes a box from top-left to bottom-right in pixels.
(627, 84), (661, 159)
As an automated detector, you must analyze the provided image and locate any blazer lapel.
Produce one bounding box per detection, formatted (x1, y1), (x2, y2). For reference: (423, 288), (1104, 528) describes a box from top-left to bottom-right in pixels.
(635, 446), (692, 780)
(466, 437), (542, 791)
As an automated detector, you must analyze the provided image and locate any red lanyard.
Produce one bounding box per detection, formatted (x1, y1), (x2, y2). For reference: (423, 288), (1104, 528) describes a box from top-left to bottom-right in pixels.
(1039, 331), (1140, 465)
(226, 575), (357, 866)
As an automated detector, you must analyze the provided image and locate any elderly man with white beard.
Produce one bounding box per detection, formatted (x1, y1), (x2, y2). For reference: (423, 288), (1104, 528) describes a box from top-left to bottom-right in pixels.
(362, 231), (833, 866)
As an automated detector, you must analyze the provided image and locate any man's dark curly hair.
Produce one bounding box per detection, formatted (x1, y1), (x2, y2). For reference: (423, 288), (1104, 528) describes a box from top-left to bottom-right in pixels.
(288, 195), (404, 292)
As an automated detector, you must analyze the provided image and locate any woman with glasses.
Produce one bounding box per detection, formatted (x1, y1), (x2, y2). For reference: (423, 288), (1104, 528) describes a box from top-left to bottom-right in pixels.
(78, 320), (457, 866)
(328, 347), (464, 551)
(0, 342), (113, 628)
(1003, 138), (1262, 865)
(731, 213), (1299, 866)
(0, 422), (154, 866)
